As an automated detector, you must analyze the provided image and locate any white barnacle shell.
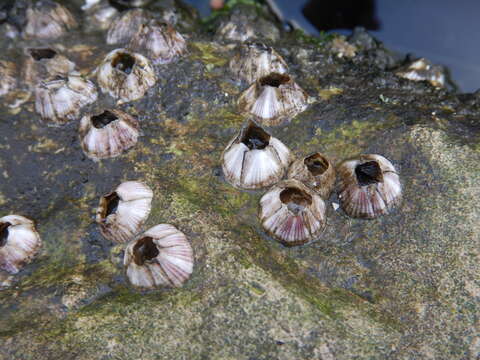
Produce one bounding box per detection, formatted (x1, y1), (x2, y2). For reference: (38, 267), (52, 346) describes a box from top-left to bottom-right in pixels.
(23, 47), (76, 90)
(82, 0), (119, 31)
(0, 215), (42, 274)
(216, 20), (256, 42)
(106, 9), (150, 45)
(221, 120), (293, 190)
(124, 224), (194, 289)
(35, 73), (98, 126)
(79, 109), (140, 161)
(96, 48), (156, 103)
(128, 20), (186, 65)
(238, 73), (309, 126)
(23, 0), (77, 40)
(337, 154), (402, 219)
(229, 42), (288, 84)
(259, 179), (326, 246)
(395, 58), (445, 88)
(287, 152), (336, 199)
(96, 181), (153, 243)
(0, 61), (17, 97)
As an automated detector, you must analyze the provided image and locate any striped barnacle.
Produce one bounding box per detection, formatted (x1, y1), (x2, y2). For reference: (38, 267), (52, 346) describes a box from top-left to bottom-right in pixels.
(124, 224), (194, 289)
(0, 215), (42, 274)
(395, 58), (445, 88)
(238, 72), (309, 126)
(79, 109), (140, 161)
(337, 154), (402, 219)
(96, 48), (156, 103)
(128, 20), (186, 65)
(221, 120), (293, 190)
(23, 0), (77, 39)
(0, 60), (17, 97)
(96, 181), (153, 243)
(229, 42), (288, 84)
(259, 179), (327, 247)
(23, 47), (76, 89)
(106, 8), (149, 45)
(82, 0), (119, 31)
(287, 152), (336, 199)
(35, 73), (98, 125)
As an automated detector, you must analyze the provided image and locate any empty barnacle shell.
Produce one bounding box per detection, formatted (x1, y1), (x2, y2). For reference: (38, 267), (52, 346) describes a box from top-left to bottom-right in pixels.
(128, 20), (186, 65)
(79, 109), (140, 161)
(124, 224), (194, 289)
(395, 58), (445, 88)
(222, 120), (293, 190)
(0, 215), (42, 274)
(35, 73), (98, 125)
(259, 179), (326, 247)
(23, 0), (77, 39)
(337, 154), (402, 219)
(0, 61), (17, 97)
(238, 72), (309, 126)
(229, 42), (288, 84)
(96, 48), (156, 103)
(23, 47), (76, 89)
(96, 181), (153, 243)
(106, 8), (149, 45)
(288, 152), (336, 199)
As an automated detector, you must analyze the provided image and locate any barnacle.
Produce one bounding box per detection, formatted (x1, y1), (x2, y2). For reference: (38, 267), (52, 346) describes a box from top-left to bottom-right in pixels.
(96, 48), (156, 103)
(35, 73), (98, 125)
(0, 215), (42, 274)
(229, 42), (288, 84)
(238, 72), (309, 126)
(395, 58), (445, 88)
(288, 152), (336, 199)
(222, 120), (293, 190)
(128, 20), (186, 65)
(106, 8), (149, 45)
(337, 154), (402, 219)
(0, 60), (17, 97)
(124, 224), (194, 289)
(23, 0), (77, 39)
(259, 179), (327, 246)
(96, 181), (153, 243)
(79, 109), (140, 161)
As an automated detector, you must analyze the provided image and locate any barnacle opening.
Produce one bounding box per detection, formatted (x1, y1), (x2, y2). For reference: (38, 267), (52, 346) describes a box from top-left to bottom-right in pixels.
(133, 236), (159, 266)
(259, 73), (290, 87)
(112, 52), (136, 75)
(100, 192), (120, 220)
(0, 222), (10, 247)
(355, 161), (383, 186)
(304, 153), (329, 176)
(280, 187), (312, 214)
(241, 122), (270, 150)
(91, 110), (118, 129)
(28, 48), (57, 60)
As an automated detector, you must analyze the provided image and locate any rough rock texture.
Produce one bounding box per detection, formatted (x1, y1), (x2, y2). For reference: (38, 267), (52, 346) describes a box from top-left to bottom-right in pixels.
(0, 1), (480, 359)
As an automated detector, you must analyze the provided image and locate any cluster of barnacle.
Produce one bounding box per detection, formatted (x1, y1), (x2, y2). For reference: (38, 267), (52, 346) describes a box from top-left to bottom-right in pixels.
(221, 42), (402, 246)
(0, 0), (194, 290)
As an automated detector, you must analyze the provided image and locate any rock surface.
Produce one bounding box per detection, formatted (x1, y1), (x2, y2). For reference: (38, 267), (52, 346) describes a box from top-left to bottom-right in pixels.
(0, 1), (479, 359)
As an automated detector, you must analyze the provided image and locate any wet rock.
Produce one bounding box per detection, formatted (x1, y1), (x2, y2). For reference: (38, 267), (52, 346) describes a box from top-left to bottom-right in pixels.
(0, 1), (479, 359)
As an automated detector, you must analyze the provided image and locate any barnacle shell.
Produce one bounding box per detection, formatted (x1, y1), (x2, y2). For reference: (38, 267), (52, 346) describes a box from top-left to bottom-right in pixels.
(23, 48), (76, 89)
(222, 120), (293, 190)
(229, 42), (288, 84)
(337, 154), (402, 219)
(0, 61), (17, 97)
(288, 152), (336, 199)
(124, 224), (194, 289)
(82, 0), (119, 30)
(35, 73), (98, 125)
(96, 181), (153, 243)
(238, 73), (309, 126)
(106, 9), (149, 45)
(0, 215), (42, 274)
(23, 0), (77, 39)
(96, 48), (156, 103)
(259, 179), (327, 246)
(79, 109), (140, 161)
(128, 20), (186, 65)
(395, 58), (445, 88)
